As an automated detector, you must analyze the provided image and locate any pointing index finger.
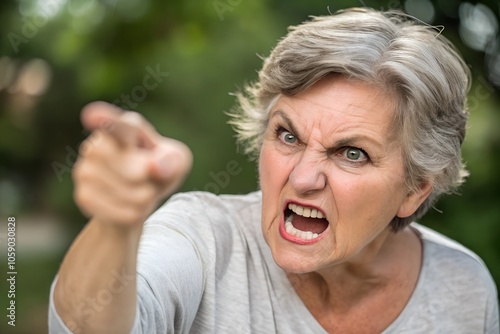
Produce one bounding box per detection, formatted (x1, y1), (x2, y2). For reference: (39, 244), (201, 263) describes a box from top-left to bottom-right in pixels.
(81, 101), (121, 132)
(81, 101), (158, 150)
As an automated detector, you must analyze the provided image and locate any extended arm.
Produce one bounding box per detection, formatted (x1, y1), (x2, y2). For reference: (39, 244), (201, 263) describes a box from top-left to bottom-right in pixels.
(52, 102), (192, 333)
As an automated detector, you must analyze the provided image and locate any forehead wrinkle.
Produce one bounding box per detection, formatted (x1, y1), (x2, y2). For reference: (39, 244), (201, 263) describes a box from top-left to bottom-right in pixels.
(317, 107), (391, 152)
(331, 88), (400, 145)
(272, 87), (396, 152)
(328, 114), (387, 139)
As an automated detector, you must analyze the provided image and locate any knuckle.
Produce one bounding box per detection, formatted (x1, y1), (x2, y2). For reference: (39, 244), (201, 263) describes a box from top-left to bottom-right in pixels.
(90, 137), (113, 158)
(120, 111), (144, 126)
(72, 161), (92, 183)
(73, 186), (91, 210)
(78, 133), (100, 157)
(71, 161), (85, 182)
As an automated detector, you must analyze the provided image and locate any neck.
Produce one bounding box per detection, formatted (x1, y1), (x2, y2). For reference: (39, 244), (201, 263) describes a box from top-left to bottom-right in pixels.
(289, 226), (421, 313)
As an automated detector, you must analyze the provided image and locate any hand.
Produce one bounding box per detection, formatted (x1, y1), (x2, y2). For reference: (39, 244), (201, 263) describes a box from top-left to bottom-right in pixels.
(72, 101), (193, 226)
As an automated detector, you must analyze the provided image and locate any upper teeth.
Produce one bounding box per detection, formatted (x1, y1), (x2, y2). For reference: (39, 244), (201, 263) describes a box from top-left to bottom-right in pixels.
(288, 203), (324, 219)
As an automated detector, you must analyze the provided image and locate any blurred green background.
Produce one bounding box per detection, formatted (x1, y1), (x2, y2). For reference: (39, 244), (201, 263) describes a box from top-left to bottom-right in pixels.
(0, 0), (499, 333)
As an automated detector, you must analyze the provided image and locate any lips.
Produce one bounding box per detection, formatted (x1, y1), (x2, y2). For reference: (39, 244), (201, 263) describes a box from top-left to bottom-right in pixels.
(280, 202), (329, 243)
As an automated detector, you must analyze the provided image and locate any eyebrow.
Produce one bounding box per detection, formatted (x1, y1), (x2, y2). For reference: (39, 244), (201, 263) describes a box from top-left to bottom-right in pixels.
(270, 109), (385, 151)
(271, 110), (302, 141)
(333, 137), (381, 149)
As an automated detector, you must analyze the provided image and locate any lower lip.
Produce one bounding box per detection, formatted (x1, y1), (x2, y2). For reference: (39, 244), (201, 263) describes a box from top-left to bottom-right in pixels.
(278, 216), (325, 245)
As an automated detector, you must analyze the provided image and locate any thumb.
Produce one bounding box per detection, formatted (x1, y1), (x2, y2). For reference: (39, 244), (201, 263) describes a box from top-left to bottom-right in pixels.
(149, 154), (171, 181)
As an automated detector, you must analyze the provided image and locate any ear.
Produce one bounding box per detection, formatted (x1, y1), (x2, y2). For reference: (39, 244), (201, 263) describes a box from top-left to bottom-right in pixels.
(397, 181), (433, 218)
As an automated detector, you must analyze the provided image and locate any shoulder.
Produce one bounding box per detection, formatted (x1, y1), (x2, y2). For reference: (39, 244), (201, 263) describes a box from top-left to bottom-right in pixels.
(390, 224), (499, 333)
(138, 190), (264, 279)
(412, 223), (493, 281)
(144, 190), (263, 253)
(412, 223), (497, 321)
(149, 190), (261, 225)
(162, 190), (261, 213)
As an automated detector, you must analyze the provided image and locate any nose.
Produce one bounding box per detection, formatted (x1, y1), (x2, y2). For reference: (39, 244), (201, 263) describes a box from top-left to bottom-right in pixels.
(289, 149), (327, 195)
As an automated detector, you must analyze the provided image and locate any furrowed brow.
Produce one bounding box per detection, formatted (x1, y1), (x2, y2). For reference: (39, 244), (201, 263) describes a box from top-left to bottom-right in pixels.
(271, 110), (302, 140)
(333, 136), (384, 151)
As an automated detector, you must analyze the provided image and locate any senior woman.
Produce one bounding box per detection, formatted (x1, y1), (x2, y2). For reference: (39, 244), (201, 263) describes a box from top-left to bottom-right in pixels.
(50, 7), (498, 334)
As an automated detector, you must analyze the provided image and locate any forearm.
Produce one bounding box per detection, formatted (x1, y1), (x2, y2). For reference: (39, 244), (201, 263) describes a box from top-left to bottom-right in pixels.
(51, 102), (193, 333)
(53, 219), (143, 333)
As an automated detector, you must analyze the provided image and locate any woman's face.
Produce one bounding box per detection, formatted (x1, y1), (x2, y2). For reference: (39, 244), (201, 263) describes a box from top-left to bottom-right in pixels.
(259, 76), (429, 274)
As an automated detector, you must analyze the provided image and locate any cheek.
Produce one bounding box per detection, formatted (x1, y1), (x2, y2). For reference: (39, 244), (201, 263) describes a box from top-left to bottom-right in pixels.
(259, 143), (290, 191)
(259, 143), (293, 221)
(258, 147), (270, 189)
(333, 174), (406, 225)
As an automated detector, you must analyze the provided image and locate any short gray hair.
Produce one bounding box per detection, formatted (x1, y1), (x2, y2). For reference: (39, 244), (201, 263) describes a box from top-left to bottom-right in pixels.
(229, 7), (471, 232)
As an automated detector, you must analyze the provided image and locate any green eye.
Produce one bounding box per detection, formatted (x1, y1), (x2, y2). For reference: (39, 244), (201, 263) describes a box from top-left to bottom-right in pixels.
(345, 147), (366, 161)
(280, 131), (297, 144)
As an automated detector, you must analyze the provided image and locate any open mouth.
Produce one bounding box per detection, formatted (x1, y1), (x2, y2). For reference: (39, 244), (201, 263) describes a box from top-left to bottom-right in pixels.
(283, 203), (329, 241)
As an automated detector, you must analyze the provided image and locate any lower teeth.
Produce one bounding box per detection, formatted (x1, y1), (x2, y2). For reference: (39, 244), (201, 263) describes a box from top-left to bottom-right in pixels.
(285, 221), (319, 240)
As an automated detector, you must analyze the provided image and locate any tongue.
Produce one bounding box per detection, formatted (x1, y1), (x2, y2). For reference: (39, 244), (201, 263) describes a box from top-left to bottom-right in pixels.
(291, 214), (329, 234)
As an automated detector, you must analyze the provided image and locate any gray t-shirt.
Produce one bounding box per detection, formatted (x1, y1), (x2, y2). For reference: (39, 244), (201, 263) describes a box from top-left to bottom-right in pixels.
(49, 191), (499, 333)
